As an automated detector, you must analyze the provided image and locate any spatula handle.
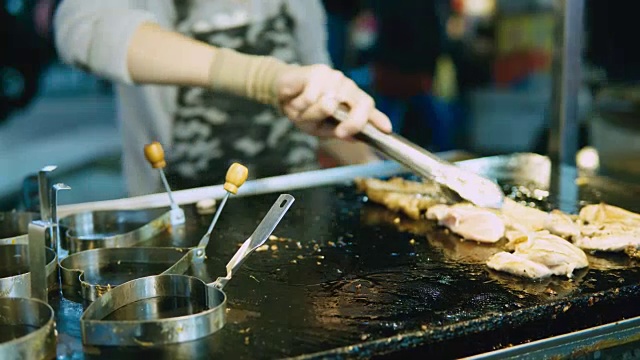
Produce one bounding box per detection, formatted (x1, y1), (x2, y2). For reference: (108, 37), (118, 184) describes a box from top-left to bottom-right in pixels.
(213, 194), (295, 289)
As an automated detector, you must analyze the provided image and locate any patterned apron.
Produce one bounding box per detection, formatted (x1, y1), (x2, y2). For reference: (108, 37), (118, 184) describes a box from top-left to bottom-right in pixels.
(167, 0), (319, 190)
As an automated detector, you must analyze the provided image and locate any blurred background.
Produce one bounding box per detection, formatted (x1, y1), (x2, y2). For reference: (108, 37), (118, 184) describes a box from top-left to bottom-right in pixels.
(1, 0), (638, 210)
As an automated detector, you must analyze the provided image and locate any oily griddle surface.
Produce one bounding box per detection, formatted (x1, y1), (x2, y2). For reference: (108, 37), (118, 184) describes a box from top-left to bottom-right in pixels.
(53, 170), (640, 359)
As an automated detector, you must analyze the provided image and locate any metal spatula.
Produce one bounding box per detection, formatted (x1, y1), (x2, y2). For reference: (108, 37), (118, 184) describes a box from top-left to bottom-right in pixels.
(332, 106), (505, 209)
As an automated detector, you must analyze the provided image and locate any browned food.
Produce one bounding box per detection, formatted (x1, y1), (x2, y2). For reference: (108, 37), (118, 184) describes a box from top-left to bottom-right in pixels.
(356, 176), (640, 278)
(356, 177), (588, 279)
(625, 246), (640, 259)
(579, 203), (640, 225)
(357, 177), (558, 241)
(355, 177), (444, 220)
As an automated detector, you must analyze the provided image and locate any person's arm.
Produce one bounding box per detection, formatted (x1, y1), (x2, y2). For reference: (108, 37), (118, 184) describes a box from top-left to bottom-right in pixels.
(56, 2), (276, 96)
(125, 22), (216, 87)
(54, 0), (391, 139)
(55, 0), (286, 100)
(54, 0), (159, 85)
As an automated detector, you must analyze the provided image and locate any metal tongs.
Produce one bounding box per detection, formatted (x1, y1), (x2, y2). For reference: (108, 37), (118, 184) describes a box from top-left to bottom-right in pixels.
(333, 106), (505, 209)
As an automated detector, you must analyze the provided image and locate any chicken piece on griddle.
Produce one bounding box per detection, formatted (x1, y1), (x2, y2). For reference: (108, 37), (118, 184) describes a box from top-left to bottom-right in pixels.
(574, 232), (640, 252)
(425, 198), (570, 245)
(426, 203), (505, 243)
(545, 210), (581, 239)
(355, 177), (444, 220)
(498, 198), (549, 232)
(486, 252), (553, 279)
(625, 245), (640, 259)
(355, 177), (440, 194)
(573, 203), (640, 253)
(515, 231), (588, 275)
(579, 203), (640, 226)
(356, 177), (634, 254)
(487, 231), (588, 279)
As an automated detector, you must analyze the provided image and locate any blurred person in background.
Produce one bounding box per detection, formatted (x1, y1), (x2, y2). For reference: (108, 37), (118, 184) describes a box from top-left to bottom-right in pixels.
(1, 0), (59, 122)
(321, 0), (365, 72)
(54, 0), (388, 196)
(368, 0), (456, 151)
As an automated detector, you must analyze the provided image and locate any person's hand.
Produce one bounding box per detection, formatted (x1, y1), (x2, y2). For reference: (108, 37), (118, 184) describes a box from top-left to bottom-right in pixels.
(275, 64), (392, 139)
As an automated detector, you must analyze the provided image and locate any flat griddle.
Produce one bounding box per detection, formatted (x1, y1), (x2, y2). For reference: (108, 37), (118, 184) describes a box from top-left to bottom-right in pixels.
(51, 153), (640, 359)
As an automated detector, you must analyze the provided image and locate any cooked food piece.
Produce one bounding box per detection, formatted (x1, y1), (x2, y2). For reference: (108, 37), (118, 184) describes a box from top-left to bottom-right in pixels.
(360, 203), (503, 264)
(514, 232), (588, 275)
(425, 197), (566, 245)
(365, 192), (439, 220)
(498, 198), (549, 232)
(574, 233), (640, 252)
(580, 223), (634, 237)
(487, 231), (588, 279)
(355, 177), (440, 194)
(545, 210), (581, 239)
(625, 246), (640, 259)
(355, 177), (443, 220)
(579, 203), (640, 226)
(504, 228), (528, 249)
(496, 199), (550, 249)
(487, 252), (552, 279)
(503, 223), (537, 251)
(356, 176), (640, 259)
(426, 204), (505, 243)
(573, 204), (640, 253)
(358, 177), (566, 243)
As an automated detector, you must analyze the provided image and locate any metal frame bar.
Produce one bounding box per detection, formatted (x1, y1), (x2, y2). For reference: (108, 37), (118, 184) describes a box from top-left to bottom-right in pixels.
(57, 151), (473, 217)
(464, 315), (640, 359)
(548, 0), (585, 167)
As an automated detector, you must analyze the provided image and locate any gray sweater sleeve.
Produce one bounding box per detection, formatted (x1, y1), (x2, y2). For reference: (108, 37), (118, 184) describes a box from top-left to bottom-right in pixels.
(286, 0), (332, 66)
(53, 0), (159, 84)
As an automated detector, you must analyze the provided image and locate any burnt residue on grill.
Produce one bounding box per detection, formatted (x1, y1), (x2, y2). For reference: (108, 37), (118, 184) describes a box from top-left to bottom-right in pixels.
(51, 161), (640, 359)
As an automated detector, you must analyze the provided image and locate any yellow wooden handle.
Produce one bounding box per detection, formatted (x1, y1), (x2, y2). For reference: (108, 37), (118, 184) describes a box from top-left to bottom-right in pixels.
(144, 141), (166, 169)
(223, 163), (248, 194)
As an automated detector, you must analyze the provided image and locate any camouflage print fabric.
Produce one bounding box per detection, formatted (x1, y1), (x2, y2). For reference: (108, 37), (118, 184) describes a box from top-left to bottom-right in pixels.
(166, 0), (319, 190)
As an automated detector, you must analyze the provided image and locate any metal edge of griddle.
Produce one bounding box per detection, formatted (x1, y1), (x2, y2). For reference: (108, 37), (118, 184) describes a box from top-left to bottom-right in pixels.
(462, 315), (640, 360)
(283, 285), (640, 360)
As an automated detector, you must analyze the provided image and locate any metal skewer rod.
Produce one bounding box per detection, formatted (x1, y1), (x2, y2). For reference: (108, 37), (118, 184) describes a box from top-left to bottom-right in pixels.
(202, 163), (248, 247)
(144, 141), (179, 211)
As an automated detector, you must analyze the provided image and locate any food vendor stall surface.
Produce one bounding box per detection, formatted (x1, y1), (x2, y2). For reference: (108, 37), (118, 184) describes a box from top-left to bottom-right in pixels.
(1, 153), (637, 359)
